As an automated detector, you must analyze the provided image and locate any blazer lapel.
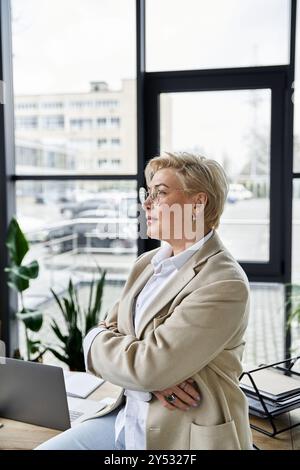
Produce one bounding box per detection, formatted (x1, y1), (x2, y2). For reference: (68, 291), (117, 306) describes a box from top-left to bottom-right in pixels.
(135, 262), (196, 338)
(118, 231), (225, 338)
(135, 231), (225, 338)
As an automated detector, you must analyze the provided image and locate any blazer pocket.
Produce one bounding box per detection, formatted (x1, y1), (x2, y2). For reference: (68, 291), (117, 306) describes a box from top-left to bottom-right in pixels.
(190, 420), (241, 450)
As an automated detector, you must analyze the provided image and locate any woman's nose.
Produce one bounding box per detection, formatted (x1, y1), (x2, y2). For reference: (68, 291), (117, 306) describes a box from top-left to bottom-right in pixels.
(142, 195), (152, 210)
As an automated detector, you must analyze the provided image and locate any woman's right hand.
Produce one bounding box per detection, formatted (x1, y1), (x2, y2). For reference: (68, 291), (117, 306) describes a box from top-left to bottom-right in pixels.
(152, 378), (201, 411)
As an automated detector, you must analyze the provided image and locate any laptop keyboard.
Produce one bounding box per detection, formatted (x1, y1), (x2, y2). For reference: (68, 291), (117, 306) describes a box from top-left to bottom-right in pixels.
(69, 409), (84, 422)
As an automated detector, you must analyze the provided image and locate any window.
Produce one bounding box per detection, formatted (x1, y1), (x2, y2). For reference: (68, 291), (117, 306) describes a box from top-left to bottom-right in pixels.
(97, 138), (108, 148)
(15, 102), (38, 110)
(7, 0), (137, 360)
(160, 89), (271, 262)
(111, 159), (121, 167)
(98, 159), (108, 167)
(70, 118), (93, 130)
(16, 180), (138, 361)
(292, 180), (300, 357)
(70, 100), (94, 109)
(111, 138), (121, 147)
(146, 0), (290, 72)
(0, 0), (295, 363)
(110, 117), (120, 127)
(41, 102), (64, 109)
(16, 143), (69, 171)
(95, 100), (119, 108)
(15, 116), (38, 129)
(292, 180), (300, 282)
(294, 3), (300, 172)
(96, 117), (107, 128)
(11, 0), (136, 175)
(41, 115), (65, 130)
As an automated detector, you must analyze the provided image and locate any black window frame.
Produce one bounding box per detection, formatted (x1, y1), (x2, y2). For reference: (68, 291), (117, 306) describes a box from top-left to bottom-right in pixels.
(143, 67), (288, 282)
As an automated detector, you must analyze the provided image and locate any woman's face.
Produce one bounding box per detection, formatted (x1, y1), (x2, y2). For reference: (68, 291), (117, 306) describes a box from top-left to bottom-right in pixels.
(143, 168), (207, 244)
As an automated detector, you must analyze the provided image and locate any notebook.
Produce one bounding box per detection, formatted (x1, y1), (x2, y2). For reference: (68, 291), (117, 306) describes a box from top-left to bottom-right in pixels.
(68, 396), (116, 426)
(63, 371), (105, 399)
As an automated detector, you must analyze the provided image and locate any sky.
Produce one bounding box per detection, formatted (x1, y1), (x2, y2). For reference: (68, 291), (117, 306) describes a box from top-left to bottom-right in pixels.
(10, 0), (296, 177)
(11, 0), (136, 93)
(11, 0), (290, 94)
(146, 0), (290, 71)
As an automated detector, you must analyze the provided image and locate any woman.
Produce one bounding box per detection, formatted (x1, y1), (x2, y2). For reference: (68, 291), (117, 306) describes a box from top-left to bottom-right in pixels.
(36, 152), (253, 450)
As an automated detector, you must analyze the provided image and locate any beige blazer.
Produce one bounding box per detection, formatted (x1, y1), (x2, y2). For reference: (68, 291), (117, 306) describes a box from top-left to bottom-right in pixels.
(85, 231), (253, 450)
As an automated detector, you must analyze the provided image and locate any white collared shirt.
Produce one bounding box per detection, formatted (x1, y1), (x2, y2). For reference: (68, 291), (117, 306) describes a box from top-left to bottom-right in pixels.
(83, 230), (213, 449)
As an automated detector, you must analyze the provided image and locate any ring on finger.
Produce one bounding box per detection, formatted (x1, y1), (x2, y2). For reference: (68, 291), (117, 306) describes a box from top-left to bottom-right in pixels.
(165, 393), (176, 404)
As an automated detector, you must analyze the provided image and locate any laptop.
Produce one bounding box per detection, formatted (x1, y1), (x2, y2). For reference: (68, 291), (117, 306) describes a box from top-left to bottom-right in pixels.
(0, 357), (113, 431)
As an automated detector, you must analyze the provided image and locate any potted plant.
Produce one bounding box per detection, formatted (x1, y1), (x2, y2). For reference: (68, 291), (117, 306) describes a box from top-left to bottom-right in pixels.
(47, 267), (107, 371)
(5, 217), (45, 361)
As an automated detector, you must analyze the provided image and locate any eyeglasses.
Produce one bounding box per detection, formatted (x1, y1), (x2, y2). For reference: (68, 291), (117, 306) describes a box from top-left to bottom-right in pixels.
(139, 186), (187, 205)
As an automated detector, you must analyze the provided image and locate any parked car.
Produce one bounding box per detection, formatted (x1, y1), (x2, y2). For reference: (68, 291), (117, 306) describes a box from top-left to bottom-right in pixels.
(227, 184), (253, 203)
(45, 216), (137, 254)
(60, 192), (137, 219)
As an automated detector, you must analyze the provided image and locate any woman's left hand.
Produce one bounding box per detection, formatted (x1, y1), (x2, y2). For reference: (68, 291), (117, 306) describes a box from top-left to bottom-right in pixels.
(153, 378), (201, 411)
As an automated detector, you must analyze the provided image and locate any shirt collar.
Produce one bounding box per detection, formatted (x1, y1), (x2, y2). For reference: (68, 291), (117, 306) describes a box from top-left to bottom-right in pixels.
(151, 229), (214, 273)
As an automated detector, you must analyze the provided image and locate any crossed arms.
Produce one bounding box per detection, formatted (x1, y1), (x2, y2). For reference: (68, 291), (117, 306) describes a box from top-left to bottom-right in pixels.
(85, 279), (248, 392)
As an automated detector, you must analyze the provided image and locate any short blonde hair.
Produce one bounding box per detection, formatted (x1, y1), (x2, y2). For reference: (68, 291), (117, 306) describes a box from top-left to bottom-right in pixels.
(144, 152), (229, 229)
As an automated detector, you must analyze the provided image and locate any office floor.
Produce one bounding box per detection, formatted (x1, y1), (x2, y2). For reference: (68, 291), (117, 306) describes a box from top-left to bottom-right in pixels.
(251, 409), (300, 450)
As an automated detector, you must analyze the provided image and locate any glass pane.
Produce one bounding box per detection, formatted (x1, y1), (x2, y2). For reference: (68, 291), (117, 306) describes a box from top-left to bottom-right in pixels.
(11, 0), (136, 175)
(292, 179), (300, 282)
(291, 180), (300, 356)
(146, 0), (290, 72)
(160, 89), (271, 262)
(294, 3), (300, 172)
(244, 284), (284, 366)
(16, 180), (138, 363)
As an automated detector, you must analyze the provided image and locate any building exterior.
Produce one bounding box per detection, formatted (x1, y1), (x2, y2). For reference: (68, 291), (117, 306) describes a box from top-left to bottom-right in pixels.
(14, 79), (138, 175)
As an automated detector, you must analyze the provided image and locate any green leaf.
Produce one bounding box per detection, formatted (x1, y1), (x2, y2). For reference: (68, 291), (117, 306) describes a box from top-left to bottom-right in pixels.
(27, 338), (42, 355)
(91, 269), (106, 318)
(5, 218), (39, 293)
(85, 268), (106, 334)
(62, 297), (73, 326)
(17, 308), (43, 332)
(6, 262), (40, 293)
(51, 288), (68, 322)
(22, 260), (39, 279)
(6, 217), (29, 266)
(51, 320), (68, 344)
(7, 267), (29, 292)
(87, 278), (95, 314)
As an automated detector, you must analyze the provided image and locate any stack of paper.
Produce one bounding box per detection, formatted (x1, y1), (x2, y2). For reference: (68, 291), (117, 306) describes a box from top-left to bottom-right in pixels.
(63, 371), (105, 398)
(240, 368), (300, 401)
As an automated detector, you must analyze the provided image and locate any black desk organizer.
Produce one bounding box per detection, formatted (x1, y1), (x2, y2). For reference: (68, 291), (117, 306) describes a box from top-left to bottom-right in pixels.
(239, 356), (300, 437)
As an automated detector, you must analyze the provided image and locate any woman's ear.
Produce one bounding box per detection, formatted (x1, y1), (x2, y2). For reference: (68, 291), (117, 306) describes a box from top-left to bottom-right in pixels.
(194, 192), (208, 206)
